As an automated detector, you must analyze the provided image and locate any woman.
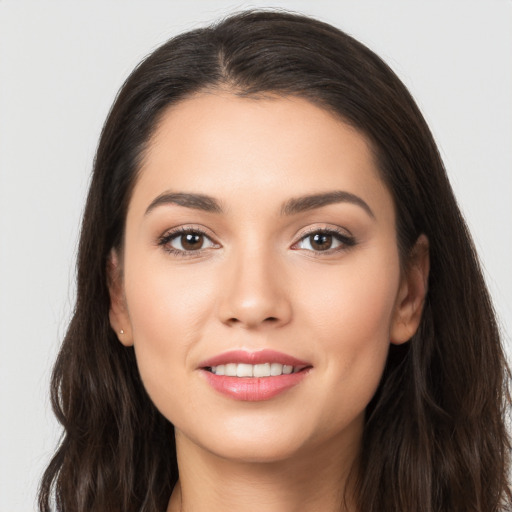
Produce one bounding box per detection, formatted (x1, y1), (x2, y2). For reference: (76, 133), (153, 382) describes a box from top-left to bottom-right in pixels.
(38, 9), (511, 512)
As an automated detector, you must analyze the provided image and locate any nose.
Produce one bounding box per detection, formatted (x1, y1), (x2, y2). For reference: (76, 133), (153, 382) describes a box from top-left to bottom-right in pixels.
(217, 248), (292, 330)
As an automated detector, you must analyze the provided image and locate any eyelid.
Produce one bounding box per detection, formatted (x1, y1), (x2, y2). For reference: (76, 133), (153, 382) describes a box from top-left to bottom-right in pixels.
(157, 224), (221, 257)
(295, 224), (353, 239)
(291, 225), (356, 254)
(297, 223), (353, 239)
(157, 223), (217, 240)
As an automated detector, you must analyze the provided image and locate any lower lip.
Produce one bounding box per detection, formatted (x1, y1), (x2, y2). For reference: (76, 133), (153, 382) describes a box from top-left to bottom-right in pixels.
(202, 369), (310, 401)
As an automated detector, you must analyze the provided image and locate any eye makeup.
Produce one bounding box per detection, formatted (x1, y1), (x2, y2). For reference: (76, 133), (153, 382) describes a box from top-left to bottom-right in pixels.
(156, 223), (357, 259)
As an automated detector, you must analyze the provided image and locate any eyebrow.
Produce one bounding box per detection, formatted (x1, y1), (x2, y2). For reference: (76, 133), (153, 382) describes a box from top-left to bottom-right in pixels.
(145, 192), (223, 215)
(145, 190), (375, 219)
(281, 191), (375, 218)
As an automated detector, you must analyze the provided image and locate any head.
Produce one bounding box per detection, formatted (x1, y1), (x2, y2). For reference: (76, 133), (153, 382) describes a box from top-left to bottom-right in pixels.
(40, 10), (510, 512)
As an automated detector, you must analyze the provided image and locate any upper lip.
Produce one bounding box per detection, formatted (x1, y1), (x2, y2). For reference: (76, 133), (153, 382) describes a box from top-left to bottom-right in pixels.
(198, 349), (311, 369)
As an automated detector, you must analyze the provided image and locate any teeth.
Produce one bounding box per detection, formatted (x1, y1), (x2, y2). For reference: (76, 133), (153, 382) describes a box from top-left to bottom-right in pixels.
(225, 363), (237, 376)
(253, 363), (271, 377)
(210, 363), (301, 377)
(270, 362), (283, 376)
(236, 363), (253, 377)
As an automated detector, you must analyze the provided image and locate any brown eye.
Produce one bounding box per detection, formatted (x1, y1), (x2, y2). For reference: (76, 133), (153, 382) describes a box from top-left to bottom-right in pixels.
(166, 230), (216, 252)
(295, 230), (355, 253)
(181, 233), (204, 250)
(309, 233), (333, 251)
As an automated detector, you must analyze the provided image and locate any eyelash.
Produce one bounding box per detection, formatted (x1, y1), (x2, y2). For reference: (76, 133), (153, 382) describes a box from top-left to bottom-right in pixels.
(157, 226), (217, 258)
(291, 227), (356, 255)
(157, 226), (356, 258)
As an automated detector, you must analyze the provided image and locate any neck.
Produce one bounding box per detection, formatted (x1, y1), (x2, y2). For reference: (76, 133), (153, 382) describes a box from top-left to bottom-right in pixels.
(167, 427), (361, 512)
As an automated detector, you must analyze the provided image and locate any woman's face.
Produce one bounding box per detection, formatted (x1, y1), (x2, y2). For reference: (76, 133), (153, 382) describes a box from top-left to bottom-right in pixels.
(110, 92), (425, 463)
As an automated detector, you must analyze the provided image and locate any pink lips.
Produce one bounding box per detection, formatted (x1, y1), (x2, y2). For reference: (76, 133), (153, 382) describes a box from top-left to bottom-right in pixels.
(198, 349), (312, 401)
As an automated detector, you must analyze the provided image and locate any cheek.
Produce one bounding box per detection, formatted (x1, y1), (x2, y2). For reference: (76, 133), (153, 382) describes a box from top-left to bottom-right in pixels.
(300, 254), (398, 336)
(123, 256), (218, 416)
(125, 245), (222, 336)
(295, 251), (400, 405)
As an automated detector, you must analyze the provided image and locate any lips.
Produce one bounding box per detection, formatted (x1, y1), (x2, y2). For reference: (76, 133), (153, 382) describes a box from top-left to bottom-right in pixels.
(199, 349), (310, 368)
(198, 349), (312, 401)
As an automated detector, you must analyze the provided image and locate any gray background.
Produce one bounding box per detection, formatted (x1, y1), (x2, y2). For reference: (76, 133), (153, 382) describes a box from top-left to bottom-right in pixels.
(1, 1), (511, 510)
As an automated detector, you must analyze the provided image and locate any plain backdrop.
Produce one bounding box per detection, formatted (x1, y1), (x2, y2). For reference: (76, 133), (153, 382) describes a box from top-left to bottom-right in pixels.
(1, 1), (511, 510)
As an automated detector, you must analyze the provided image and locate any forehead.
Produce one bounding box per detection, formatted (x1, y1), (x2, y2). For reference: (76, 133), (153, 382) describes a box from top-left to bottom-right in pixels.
(131, 92), (393, 220)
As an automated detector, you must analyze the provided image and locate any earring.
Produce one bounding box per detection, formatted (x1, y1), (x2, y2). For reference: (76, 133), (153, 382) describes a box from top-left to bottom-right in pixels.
(119, 329), (125, 334)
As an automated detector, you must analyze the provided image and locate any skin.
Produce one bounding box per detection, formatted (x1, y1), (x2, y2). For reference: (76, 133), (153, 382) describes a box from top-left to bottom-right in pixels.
(109, 92), (429, 512)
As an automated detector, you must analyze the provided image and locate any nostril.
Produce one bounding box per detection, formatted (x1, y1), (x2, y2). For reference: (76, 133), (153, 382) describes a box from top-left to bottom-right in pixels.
(225, 316), (279, 327)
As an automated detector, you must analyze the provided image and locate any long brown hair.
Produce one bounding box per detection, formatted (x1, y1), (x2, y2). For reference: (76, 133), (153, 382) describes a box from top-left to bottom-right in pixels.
(39, 10), (511, 512)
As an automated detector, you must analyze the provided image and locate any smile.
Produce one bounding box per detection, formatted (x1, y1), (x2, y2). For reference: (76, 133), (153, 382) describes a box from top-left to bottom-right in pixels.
(199, 350), (312, 401)
(208, 363), (303, 377)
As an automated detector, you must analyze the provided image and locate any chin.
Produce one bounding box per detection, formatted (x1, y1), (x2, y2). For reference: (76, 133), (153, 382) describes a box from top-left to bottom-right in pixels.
(209, 435), (308, 464)
(176, 413), (315, 464)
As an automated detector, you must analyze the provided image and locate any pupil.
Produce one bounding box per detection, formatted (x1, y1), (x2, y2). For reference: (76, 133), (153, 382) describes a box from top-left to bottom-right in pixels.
(182, 233), (203, 250)
(311, 233), (332, 251)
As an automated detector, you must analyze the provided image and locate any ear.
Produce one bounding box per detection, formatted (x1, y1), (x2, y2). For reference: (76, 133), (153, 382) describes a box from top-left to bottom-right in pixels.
(107, 249), (134, 346)
(390, 234), (430, 345)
